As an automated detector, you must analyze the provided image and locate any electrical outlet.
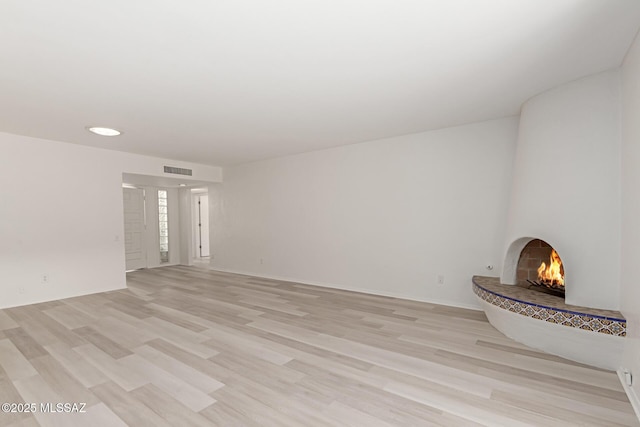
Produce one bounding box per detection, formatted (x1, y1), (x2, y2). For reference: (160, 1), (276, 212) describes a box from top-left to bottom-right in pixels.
(42, 275), (48, 284)
(260, 258), (264, 265)
(18, 286), (25, 294)
(437, 275), (445, 285)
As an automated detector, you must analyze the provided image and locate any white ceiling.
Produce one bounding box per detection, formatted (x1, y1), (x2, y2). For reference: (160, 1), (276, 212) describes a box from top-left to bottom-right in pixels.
(1, 1), (639, 166)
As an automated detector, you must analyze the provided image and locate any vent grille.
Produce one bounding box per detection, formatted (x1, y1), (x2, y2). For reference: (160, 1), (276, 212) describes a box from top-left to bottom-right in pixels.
(163, 166), (192, 176)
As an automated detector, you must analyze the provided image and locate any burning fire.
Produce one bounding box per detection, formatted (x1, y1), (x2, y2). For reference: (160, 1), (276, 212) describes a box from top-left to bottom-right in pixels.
(537, 249), (564, 287)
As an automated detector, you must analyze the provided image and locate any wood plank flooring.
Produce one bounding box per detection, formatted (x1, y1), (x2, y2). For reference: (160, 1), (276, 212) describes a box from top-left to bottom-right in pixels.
(0, 266), (637, 426)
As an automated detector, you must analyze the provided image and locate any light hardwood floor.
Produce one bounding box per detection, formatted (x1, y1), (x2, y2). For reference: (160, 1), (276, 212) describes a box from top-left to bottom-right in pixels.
(0, 266), (637, 426)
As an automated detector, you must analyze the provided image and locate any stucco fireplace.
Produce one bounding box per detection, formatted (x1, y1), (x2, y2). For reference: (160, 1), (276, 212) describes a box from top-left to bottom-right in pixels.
(473, 71), (626, 370)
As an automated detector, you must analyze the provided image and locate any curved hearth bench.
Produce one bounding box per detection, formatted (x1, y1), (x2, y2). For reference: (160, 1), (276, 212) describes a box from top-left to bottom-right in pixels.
(472, 276), (626, 370)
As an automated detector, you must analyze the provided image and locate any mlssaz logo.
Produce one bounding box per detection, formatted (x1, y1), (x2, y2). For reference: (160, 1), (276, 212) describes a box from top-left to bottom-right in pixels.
(40, 403), (87, 413)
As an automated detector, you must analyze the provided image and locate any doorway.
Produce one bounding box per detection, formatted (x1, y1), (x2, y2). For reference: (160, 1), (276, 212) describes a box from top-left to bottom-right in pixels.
(123, 187), (146, 271)
(122, 185), (179, 270)
(122, 173), (215, 270)
(193, 193), (210, 258)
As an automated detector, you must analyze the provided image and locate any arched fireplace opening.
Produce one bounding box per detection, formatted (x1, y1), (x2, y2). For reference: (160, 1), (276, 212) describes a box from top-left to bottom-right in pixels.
(517, 239), (565, 297)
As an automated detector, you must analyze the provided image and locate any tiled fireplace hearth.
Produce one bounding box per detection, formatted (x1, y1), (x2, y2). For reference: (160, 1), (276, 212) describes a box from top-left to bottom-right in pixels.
(473, 276), (625, 336)
(472, 276), (626, 369)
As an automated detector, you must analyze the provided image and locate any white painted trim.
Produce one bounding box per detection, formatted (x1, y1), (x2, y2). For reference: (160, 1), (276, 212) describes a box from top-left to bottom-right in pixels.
(128, 262), (180, 271)
(207, 267), (482, 311)
(0, 283), (126, 310)
(153, 262), (180, 268)
(618, 368), (640, 423)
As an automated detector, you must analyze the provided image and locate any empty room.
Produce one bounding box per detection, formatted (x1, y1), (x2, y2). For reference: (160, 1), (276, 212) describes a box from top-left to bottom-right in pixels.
(1, 0), (640, 426)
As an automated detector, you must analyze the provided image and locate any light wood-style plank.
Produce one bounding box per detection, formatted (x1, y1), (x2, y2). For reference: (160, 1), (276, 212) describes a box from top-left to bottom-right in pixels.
(43, 343), (109, 389)
(4, 328), (48, 361)
(132, 344), (225, 393)
(0, 339), (38, 381)
(72, 344), (148, 392)
(0, 265), (636, 427)
(72, 327), (133, 360)
(90, 381), (172, 427)
(130, 384), (213, 427)
(0, 310), (20, 330)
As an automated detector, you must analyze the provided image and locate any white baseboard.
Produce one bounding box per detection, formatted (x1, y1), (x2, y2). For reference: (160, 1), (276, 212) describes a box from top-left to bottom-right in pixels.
(207, 267), (481, 311)
(618, 368), (640, 423)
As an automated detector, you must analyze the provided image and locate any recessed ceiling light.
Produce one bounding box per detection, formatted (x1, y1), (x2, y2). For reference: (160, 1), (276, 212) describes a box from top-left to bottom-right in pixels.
(87, 126), (122, 136)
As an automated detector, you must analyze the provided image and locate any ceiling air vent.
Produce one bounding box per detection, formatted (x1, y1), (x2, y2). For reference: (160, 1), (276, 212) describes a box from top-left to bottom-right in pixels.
(163, 166), (192, 176)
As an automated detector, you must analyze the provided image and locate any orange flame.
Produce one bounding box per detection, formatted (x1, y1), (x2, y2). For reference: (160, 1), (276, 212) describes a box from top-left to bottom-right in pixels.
(537, 249), (564, 286)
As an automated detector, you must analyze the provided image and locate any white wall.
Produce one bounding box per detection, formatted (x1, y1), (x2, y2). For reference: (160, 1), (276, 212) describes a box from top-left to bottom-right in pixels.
(621, 30), (640, 409)
(0, 132), (221, 309)
(501, 71), (621, 310)
(210, 118), (518, 308)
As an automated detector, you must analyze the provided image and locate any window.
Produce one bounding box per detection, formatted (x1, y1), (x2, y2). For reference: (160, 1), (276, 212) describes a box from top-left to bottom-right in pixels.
(158, 190), (169, 263)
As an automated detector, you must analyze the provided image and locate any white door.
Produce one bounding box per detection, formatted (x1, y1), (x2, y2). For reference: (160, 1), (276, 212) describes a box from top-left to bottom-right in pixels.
(123, 188), (146, 270)
(196, 194), (210, 257)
